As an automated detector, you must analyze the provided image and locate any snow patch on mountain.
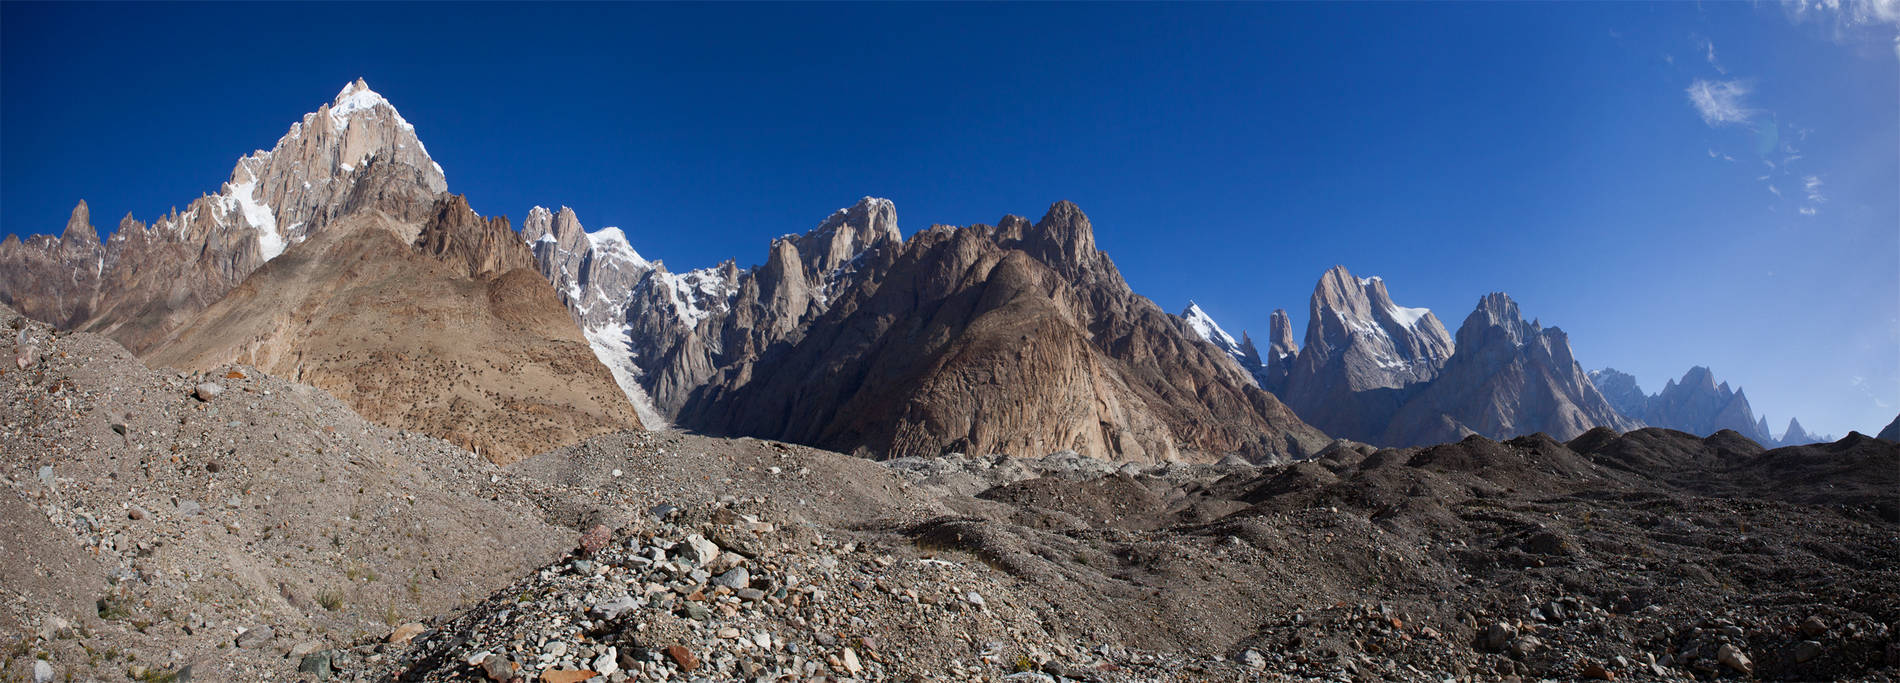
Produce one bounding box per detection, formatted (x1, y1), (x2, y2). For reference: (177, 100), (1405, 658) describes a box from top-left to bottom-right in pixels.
(659, 267), (736, 326)
(219, 177), (285, 261)
(582, 322), (668, 430)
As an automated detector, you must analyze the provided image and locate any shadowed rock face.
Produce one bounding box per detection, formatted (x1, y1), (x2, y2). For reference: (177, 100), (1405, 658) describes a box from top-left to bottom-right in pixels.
(0, 79), (448, 354)
(676, 201), (1329, 464)
(520, 198), (897, 422)
(1379, 293), (1639, 445)
(1878, 414), (1900, 442)
(144, 197), (642, 465)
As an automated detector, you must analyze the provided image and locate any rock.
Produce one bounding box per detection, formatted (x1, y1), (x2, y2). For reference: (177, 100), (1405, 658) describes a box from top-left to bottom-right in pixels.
(592, 648), (618, 676)
(479, 654), (514, 682)
(1800, 615), (1829, 637)
(664, 644), (699, 672)
(1510, 635), (1542, 658)
(298, 652), (334, 680)
(842, 647), (863, 673)
(1716, 644), (1753, 674)
(175, 499), (202, 516)
(593, 595), (638, 620)
(649, 503), (678, 519)
(736, 587), (766, 601)
(36, 465), (53, 490)
(1483, 621), (1517, 651)
(964, 591), (986, 607)
(127, 507), (147, 520)
(578, 523), (611, 556)
(387, 622), (426, 645)
(711, 567), (750, 589)
(1794, 640), (1823, 663)
(15, 345), (39, 369)
(235, 624), (275, 648)
(1581, 661), (1613, 679)
(684, 534), (719, 565)
(540, 670), (596, 683)
(289, 641), (323, 658)
(32, 660), (52, 683)
(1241, 649), (1266, 669)
(193, 382), (224, 401)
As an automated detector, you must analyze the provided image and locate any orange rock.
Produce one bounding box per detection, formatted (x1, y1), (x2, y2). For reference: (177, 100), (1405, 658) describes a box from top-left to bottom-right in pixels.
(224, 370), (246, 379)
(1581, 662), (1614, 680)
(387, 622), (425, 645)
(540, 670), (598, 683)
(665, 644), (699, 672)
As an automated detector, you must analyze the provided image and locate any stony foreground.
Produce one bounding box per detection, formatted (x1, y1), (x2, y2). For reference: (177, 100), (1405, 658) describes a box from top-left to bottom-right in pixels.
(3, 303), (1898, 682)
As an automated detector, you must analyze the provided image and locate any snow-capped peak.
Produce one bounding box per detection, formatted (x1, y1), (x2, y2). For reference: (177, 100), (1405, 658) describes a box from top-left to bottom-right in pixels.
(1182, 301), (1241, 351)
(585, 227), (651, 270)
(327, 79), (417, 135)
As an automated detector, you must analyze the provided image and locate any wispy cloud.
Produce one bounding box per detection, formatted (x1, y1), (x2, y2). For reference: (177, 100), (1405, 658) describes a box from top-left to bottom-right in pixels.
(1850, 375), (1893, 409)
(1799, 206), (1818, 215)
(1803, 175), (1826, 203)
(1780, 0), (1900, 59)
(1687, 79), (1754, 126)
(1703, 38), (1728, 73)
(1769, 185), (1783, 197)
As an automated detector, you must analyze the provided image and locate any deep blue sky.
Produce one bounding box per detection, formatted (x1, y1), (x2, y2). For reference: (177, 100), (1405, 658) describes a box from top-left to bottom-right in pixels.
(4, 2), (1896, 437)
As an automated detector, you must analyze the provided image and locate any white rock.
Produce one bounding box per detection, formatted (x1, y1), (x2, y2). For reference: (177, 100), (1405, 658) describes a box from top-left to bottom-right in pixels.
(684, 534), (719, 565)
(32, 660), (53, 683)
(593, 647), (618, 676)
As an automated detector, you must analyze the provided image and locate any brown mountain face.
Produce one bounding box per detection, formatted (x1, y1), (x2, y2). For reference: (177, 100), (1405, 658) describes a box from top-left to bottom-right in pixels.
(3, 81), (637, 463)
(677, 201), (1329, 463)
(0, 80), (447, 354)
(144, 196), (641, 464)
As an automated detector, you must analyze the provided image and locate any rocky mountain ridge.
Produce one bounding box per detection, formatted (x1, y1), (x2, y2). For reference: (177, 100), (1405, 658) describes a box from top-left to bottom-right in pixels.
(0, 79), (447, 354)
(675, 202), (1328, 463)
(2, 80), (641, 464)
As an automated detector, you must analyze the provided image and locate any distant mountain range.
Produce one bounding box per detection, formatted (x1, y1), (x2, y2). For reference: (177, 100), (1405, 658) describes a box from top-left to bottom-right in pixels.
(0, 80), (1874, 463)
(1181, 267), (1839, 448)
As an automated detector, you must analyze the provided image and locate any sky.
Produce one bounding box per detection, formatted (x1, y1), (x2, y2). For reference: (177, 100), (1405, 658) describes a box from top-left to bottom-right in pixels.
(3, 2), (1896, 438)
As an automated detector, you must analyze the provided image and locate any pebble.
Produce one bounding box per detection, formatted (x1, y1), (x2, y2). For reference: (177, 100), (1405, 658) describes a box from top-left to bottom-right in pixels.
(712, 566), (750, 589)
(842, 647), (863, 673)
(235, 624), (274, 648)
(387, 622), (426, 645)
(578, 524), (611, 556)
(1794, 640), (1824, 663)
(32, 660), (52, 683)
(1800, 615), (1829, 637)
(193, 382), (224, 401)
